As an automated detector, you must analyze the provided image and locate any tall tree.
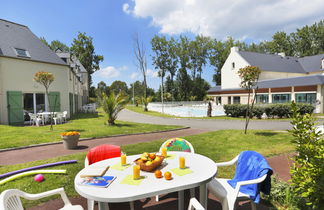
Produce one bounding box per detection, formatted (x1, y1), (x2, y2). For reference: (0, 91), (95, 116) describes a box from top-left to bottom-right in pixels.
(109, 80), (128, 95)
(50, 40), (70, 52)
(70, 32), (104, 90)
(266, 32), (293, 55)
(133, 33), (148, 111)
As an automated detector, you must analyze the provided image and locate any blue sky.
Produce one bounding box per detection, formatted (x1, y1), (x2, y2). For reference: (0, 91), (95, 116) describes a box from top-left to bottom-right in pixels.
(1, 0), (323, 90)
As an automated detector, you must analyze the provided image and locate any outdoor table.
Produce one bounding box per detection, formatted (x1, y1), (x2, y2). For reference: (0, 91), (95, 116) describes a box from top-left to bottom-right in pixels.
(37, 112), (57, 124)
(74, 151), (217, 210)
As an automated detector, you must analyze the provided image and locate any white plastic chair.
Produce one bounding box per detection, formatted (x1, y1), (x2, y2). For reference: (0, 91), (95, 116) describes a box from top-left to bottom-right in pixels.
(207, 154), (268, 210)
(54, 112), (64, 125)
(157, 138), (195, 202)
(0, 188), (83, 210)
(62, 111), (68, 123)
(28, 113), (40, 126)
(187, 198), (205, 210)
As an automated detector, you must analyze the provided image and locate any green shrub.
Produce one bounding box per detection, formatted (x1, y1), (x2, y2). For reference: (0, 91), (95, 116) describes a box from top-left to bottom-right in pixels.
(251, 106), (265, 119)
(289, 102), (324, 209)
(269, 177), (299, 209)
(296, 103), (315, 115)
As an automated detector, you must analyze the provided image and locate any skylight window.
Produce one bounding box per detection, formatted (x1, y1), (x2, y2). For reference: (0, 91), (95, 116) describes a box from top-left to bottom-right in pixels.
(14, 48), (30, 57)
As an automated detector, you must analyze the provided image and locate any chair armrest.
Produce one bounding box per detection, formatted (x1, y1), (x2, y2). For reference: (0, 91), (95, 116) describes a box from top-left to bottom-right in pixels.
(233, 174), (267, 198)
(20, 188), (71, 205)
(216, 155), (239, 167)
(187, 198), (205, 210)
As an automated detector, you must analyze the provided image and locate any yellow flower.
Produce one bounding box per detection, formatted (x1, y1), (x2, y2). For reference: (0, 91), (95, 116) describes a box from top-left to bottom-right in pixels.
(60, 131), (80, 136)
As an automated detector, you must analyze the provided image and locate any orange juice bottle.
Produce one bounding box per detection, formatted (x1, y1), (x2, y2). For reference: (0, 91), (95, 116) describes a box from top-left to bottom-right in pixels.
(179, 156), (185, 169)
(121, 154), (126, 165)
(133, 165), (140, 180)
(162, 147), (167, 157)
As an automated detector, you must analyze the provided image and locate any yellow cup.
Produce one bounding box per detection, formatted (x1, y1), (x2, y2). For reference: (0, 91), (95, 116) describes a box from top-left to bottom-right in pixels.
(162, 147), (167, 157)
(121, 154), (126, 165)
(133, 165), (140, 180)
(179, 156), (185, 169)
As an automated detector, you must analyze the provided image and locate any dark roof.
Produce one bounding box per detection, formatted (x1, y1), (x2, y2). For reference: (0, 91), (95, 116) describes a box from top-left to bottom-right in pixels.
(208, 75), (324, 93)
(298, 54), (324, 73)
(0, 19), (66, 65)
(238, 51), (324, 73)
(238, 51), (305, 73)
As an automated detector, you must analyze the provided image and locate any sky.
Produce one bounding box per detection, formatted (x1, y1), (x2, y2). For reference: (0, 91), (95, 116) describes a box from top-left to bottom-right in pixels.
(1, 0), (323, 90)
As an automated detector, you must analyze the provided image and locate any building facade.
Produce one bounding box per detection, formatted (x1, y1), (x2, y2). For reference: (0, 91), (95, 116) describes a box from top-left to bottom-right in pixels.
(0, 19), (88, 125)
(208, 47), (324, 113)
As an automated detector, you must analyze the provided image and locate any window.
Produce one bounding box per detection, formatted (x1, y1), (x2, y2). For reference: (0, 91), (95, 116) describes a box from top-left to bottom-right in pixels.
(233, 96), (240, 104)
(256, 94), (269, 104)
(14, 48), (30, 57)
(23, 93), (45, 121)
(295, 93), (316, 104)
(228, 96), (232, 104)
(232, 62), (235, 69)
(61, 57), (67, 63)
(272, 94), (291, 104)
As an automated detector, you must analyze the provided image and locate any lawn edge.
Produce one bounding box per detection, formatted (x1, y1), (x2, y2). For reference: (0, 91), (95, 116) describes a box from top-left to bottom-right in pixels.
(0, 126), (189, 153)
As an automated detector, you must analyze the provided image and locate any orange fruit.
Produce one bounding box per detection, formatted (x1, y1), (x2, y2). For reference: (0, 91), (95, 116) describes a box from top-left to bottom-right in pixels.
(164, 171), (172, 180)
(149, 153), (156, 160)
(155, 170), (162, 178)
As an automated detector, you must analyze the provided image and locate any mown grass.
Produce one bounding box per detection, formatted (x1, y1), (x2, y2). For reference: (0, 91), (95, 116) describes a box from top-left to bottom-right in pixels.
(0, 129), (295, 208)
(0, 111), (182, 149)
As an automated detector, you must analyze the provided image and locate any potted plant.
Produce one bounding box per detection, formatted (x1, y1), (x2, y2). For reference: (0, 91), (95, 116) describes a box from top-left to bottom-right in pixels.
(60, 131), (80, 149)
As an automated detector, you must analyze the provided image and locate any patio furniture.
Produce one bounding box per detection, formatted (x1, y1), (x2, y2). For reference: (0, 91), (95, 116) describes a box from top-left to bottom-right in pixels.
(0, 187), (83, 210)
(75, 151), (217, 210)
(187, 198), (205, 210)
(28, 113), (43, 126)
(207, 151), (273, 210)
(84, 145), (122, 210)
(54, 112), (64, 125)
(62, 111), (68, 123)
(157, 138), (195, 201)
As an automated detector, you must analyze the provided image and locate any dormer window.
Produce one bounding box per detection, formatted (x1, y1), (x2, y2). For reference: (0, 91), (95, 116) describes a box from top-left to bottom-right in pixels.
(232, 62), (235, 69)
(14, 48), (30, 57)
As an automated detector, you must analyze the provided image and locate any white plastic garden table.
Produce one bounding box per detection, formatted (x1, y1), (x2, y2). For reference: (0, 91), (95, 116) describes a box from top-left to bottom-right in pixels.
(74, 151), (217, 210)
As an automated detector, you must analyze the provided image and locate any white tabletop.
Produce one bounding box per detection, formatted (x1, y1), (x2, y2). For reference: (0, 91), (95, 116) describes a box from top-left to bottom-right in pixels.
(74, 151), (217, 205)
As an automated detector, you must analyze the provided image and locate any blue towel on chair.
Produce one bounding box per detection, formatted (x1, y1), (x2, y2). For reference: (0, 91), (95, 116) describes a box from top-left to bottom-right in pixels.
(227, 151), (273, 203)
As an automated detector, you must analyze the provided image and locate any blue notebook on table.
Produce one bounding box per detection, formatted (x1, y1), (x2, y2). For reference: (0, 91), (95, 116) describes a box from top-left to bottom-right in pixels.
(79, 176), (116, 188)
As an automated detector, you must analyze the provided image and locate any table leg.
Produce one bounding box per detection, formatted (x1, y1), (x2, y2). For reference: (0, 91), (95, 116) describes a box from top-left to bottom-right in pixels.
(98, 202), (109, 210)
(199, 184), (207, 209)
(178, 190), (184, 210)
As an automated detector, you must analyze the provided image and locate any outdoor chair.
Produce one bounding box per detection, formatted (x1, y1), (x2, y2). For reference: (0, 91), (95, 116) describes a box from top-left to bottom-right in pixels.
(84, 144), (127, 210)
(207, 151), (273, 210)
(53, 112), (64, 125)
(156, 138), (195, 202)
(62, 111), (68, 123)
(187, 198), (205, 210)
(28, 113), (42, 126)
(0, 188), (83, 210)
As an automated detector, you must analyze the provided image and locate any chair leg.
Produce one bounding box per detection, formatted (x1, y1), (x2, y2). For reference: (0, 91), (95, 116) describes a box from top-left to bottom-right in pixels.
(251, 201), (256, 210)
(87, 199), (94, 210)
(155, 195), (159, 202)
(130, 201), (135, 210)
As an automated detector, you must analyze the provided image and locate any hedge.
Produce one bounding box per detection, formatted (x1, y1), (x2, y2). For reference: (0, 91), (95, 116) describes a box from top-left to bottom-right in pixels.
(224, 103), (315, 119)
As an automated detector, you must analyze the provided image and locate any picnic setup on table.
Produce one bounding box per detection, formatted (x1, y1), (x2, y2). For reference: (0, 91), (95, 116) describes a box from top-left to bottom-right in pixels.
(0, 138), (273, 210)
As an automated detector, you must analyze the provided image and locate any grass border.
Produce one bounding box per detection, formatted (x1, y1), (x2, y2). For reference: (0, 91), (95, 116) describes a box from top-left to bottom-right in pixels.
(0, 127), (190, 153)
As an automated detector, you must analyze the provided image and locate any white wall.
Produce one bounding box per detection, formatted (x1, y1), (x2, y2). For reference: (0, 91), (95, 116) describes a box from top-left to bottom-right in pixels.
(221, 48), (250, 89)
(259, 71), (305, 80)
(0, 57), (70, 124)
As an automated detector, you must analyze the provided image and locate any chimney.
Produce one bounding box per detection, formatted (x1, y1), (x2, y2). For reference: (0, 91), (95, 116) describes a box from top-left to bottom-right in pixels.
(231, 47), (239, 53)
(278, 52), (285, 57)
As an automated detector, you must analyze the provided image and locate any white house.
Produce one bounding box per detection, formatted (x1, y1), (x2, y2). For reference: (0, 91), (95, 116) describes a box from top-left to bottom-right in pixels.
(208, 47), (324, 113)
(0, 19), (88, 125)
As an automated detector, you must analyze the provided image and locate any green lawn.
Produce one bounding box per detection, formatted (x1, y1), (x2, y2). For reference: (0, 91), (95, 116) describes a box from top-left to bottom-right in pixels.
(0, 129), (295, 208)
(0, 111), (182, 149)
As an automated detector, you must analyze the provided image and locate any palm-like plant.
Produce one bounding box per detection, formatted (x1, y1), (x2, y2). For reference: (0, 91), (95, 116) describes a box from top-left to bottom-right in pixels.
(101, 92), (128, 125)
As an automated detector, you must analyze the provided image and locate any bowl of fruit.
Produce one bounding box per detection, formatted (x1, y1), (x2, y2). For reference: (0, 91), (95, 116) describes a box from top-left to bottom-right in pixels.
(134, 152), (164, 172)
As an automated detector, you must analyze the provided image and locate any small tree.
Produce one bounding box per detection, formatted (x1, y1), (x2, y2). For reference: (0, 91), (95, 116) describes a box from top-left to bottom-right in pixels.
(238, 66), (261, 134)
(101, 92), (128, 126)
(34, 71), (55, 130)
(289, 101), (324, 209)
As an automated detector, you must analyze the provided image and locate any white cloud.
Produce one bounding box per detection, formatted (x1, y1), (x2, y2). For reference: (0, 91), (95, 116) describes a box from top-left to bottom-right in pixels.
(97, 66), (128, 79)
(124, 0), (324, 40)
(130, 72), (140, 80)
(146, 69), (158, 78)
(122, 3), (131, 14)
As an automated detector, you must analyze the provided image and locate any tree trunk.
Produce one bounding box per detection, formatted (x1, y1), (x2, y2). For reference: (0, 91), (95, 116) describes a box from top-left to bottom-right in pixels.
(244, 89), (251, 134)
(161, 76), (164, 113)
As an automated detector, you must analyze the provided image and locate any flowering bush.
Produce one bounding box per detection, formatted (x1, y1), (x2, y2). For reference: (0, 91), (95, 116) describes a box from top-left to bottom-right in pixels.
(60, 131), (80, 136)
